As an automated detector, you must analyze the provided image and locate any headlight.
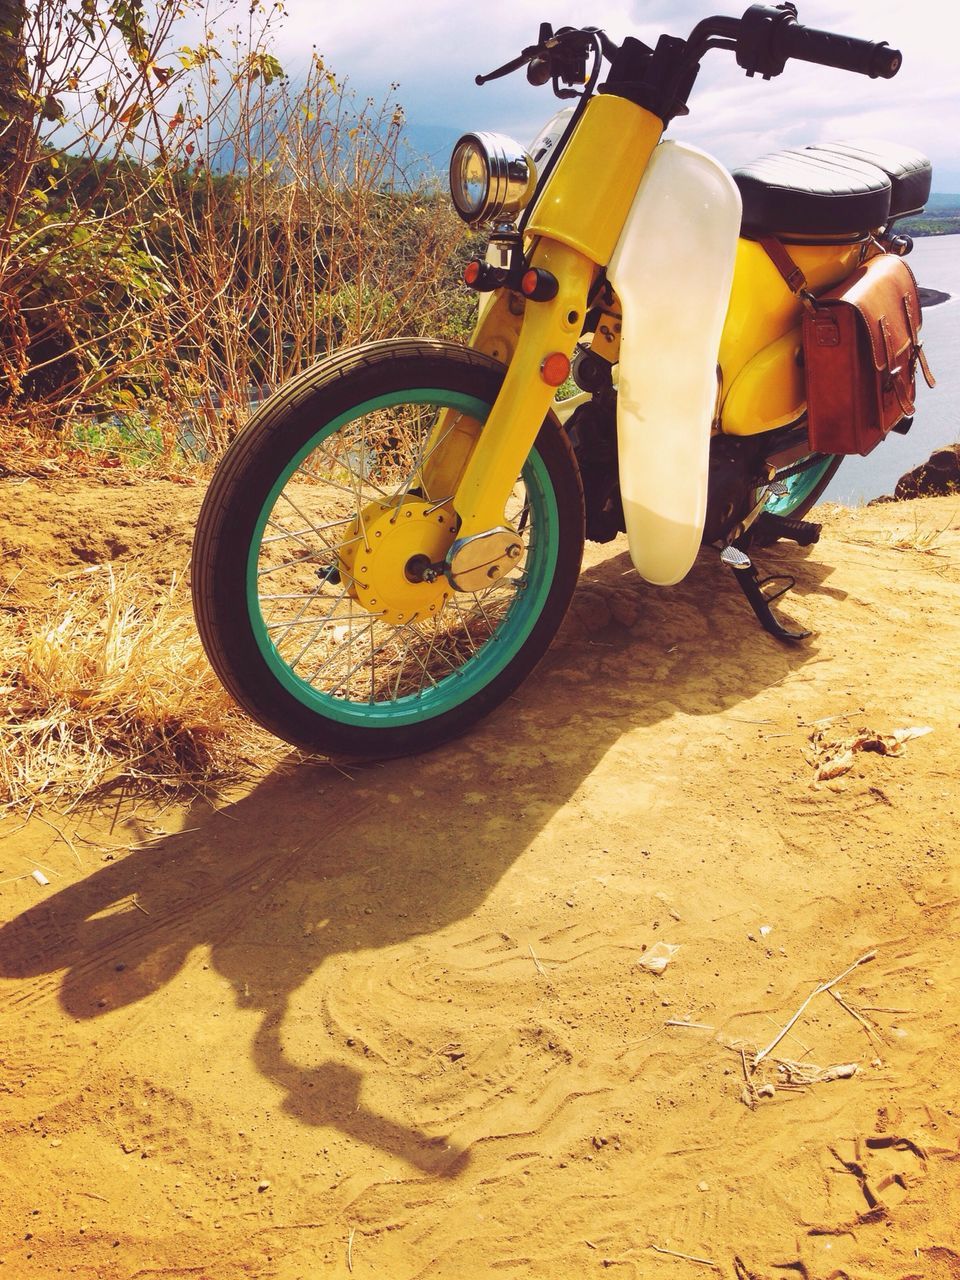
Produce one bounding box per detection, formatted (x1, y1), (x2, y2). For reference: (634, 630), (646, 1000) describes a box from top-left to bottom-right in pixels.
(449, 132), (535, 227)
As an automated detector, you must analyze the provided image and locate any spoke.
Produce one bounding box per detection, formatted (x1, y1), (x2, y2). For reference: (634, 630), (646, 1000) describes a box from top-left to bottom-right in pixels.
(324, 627), (401, 699)
(397, 411), (469, 506)
(303, 428), (387, 495)
(275, 490), (347, 556)
(262, 520), (316, 551)
(260, 517), (351, 547)
(469, 591), (494, 632)
(389, 625), (416, 700)
(409, 608), (465, 681)
(416, 610), (445, 697)
(385, 403), (436, 509)
(256, 531), (364, 587)
(260, 592), (347, 602)
(451, 593), (479, 655)
(257, 550), (319, 578)
(301, 620), (378, 687)
(370, 625), (376, 703)
(266, 582), (325, 638)
(267, 608), (357, 634)
(293, 449), (388, 503)
(286, 583), (351, 670)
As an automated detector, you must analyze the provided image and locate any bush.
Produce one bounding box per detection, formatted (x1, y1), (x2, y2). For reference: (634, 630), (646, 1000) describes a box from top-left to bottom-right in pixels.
(0, 1), (471, 461)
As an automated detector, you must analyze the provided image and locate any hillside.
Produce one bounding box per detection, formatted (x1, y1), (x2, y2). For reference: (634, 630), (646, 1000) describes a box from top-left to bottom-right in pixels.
(1, 477), (959, 1278)
(900, 192), (960, 236)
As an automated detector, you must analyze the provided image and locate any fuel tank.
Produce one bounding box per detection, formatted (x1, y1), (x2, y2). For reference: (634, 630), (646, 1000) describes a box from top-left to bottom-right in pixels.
(608, 141), (741, 586)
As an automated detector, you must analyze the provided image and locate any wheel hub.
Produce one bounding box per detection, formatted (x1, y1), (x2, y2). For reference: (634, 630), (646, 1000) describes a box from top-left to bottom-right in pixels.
(339, 497), (457, 625)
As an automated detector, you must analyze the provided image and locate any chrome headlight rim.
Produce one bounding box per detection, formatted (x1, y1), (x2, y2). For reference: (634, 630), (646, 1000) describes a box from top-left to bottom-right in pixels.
(449, 131), (535, 228)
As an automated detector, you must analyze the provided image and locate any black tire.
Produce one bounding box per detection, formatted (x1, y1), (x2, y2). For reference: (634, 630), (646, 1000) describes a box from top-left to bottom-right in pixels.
(192, 339), (584, 758)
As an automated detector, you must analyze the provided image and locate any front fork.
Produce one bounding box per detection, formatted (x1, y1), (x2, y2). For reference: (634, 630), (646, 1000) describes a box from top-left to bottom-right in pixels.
(448, 240), (595, 534)
(422, 95), (665, 585)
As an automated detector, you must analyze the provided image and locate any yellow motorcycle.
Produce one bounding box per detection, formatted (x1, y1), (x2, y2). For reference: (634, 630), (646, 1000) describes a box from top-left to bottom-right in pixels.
(192, 3), (934, 757)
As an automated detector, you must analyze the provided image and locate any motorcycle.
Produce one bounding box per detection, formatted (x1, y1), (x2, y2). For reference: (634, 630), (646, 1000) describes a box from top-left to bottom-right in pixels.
(192, 3), (935, 758)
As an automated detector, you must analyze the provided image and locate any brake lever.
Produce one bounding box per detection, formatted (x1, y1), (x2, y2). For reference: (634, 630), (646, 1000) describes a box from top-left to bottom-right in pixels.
(476, 24), (593, 88)
(475, 53), (528, 86)
(475, 44), (542, 86)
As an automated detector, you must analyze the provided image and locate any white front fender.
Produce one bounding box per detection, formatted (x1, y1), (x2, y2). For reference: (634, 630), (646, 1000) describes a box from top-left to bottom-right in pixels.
(607, 141), (742, 586)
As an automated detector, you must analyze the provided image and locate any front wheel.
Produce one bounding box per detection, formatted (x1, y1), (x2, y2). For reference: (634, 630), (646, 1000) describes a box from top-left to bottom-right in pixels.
(192, 340), (585, 758)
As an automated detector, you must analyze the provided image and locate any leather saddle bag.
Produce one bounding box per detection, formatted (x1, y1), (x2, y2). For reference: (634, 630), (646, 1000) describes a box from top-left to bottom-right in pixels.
(762, 238), (936, 456)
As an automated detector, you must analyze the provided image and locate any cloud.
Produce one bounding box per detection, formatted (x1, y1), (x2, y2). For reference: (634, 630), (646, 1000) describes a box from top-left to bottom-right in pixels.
(271, 0), (960, 186)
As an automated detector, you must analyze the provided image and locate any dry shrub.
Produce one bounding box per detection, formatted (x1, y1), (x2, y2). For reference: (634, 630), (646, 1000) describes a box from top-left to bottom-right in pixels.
(1, 2), (472, 461)
(0, 566), (282, 811)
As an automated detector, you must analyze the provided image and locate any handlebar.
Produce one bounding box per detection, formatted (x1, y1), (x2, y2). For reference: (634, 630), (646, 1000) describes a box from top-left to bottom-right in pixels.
(735, 4), (901, 80)
(778, 21), (901, 78)
(474, 4), (902, 118)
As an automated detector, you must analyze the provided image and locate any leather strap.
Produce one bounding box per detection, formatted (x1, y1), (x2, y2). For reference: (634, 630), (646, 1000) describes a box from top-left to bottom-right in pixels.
(759, 236), (809, 294)
(917, 344), (937, 389)
(904, 290), (937, 387)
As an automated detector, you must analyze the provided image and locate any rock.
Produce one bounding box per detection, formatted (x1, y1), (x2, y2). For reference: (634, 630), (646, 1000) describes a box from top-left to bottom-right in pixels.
(893, 444), (960, 500)
(918, 286), (951, 308)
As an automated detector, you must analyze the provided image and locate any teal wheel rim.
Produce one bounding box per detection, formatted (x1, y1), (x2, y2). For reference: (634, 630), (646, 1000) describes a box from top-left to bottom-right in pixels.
(246, 388), (560, 727)
(765, 455), (836, 517)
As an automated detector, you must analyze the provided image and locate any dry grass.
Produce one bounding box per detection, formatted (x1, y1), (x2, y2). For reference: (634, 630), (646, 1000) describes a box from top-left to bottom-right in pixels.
(0, 566), (282, 813)
(840, 507), (959, 557)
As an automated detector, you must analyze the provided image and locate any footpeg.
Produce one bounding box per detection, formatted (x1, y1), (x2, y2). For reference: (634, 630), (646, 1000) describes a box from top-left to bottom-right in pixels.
(720, 545), (810, 642)
(750, 512), (822, 548)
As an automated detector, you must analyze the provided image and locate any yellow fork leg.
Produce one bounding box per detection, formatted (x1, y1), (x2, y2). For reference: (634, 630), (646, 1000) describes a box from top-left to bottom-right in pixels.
(417, 290), (524, 508)
(451, 238), (595, 536)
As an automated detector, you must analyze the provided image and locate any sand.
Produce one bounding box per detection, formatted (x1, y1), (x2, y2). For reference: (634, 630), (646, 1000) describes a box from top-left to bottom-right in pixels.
(1, 476), (958, 1279)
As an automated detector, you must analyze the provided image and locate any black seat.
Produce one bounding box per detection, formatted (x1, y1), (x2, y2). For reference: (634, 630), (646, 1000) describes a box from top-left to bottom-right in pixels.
(803, 141), (932, 219)
(733, 146), (891, 237)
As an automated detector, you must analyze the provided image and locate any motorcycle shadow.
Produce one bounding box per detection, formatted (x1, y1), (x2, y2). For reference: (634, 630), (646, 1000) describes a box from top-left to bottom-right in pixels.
(0, 537), (828, 1176)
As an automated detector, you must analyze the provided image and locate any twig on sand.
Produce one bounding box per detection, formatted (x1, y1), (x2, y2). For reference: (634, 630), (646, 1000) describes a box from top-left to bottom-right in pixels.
(529, 944), (547, 977)
(740, 1047), (758, 1109)
(753, 951), (876, 1068)
(650, 1244), (719, 1268)
(35, 813), (82, 866)
(829, 987), (885, 1046)
(665, 1020), (715, 1031)
(347, 1226), (356, 1273)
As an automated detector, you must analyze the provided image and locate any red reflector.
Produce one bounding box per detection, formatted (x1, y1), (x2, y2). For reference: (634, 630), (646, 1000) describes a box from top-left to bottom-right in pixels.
(540, 352), (570, 387)
(520, 269), (539, 296)
(463, 260), (481, 286)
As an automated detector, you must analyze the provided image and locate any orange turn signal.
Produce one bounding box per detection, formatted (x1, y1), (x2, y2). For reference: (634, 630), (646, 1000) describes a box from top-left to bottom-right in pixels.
(520, 267), (559, 301)
(463, 259), (482, 286)
(540, 352), (571, 387)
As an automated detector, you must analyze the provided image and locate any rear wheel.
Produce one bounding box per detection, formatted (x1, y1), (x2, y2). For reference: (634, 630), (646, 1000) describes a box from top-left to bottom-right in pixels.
(192, 340), (584, 758)
(765, 453), (842, 519)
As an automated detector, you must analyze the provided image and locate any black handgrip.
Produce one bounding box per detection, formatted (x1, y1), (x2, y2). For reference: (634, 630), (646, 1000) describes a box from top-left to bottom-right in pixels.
(780, 22), (901, 78)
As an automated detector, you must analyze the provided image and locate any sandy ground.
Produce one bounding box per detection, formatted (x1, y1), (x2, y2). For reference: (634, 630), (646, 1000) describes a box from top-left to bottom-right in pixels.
(1, 477), (959, 1280)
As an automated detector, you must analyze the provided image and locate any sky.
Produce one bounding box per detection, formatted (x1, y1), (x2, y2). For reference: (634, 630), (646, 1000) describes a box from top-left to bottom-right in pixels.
(266, 0), (960, 190)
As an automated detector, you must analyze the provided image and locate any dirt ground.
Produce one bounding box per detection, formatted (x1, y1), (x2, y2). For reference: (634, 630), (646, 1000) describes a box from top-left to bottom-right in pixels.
(1, 476), (959, 1280)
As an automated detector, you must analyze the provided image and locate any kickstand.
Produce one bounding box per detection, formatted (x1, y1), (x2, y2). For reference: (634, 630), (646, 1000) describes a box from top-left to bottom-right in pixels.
(720, 546), (810, 642)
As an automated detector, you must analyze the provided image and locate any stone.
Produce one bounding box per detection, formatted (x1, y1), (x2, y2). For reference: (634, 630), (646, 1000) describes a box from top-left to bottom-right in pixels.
(892, 444), (960, 499)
